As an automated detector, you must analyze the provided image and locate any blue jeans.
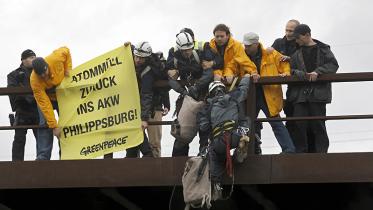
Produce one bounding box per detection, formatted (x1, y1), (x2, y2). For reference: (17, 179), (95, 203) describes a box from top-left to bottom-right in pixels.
(256, 89), (295, 153)
(36, 101), (59, 160)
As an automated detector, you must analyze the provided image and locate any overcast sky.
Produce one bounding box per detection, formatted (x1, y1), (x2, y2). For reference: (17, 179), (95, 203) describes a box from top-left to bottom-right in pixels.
(0, 0), (372, 160)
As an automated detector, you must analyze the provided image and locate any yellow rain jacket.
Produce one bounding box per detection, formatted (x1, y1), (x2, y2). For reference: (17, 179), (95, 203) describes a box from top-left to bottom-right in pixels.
(30, 47), (72, 128)
(209, 37), (257, 78)
(255, 43), (290, 116)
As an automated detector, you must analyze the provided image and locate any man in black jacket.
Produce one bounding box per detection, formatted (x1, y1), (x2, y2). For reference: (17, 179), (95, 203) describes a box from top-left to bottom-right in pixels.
(124, 41), (158, 158)
(272, 19), (300, 60)
(147, 52), (170, 157)
(272, 19), (305, 151)
(7, 49), (39, 161)
(289, 24), (339, 153)
(166, 32), (216, 156)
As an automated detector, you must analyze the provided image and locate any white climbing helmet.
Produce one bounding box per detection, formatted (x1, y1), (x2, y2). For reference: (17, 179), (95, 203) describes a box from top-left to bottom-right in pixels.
(134, 41), (152, 57)
(208, 81), (226, 94)
(176, 32), (194, 50)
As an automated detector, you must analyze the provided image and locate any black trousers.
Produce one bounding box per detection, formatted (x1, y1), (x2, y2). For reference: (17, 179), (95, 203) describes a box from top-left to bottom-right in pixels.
(284, 100), (315, 152)
(12, 113), (38, 161)
(126, 132), (154, 158)
(293, 102), (329, 153)
(171, 129), (209, 157)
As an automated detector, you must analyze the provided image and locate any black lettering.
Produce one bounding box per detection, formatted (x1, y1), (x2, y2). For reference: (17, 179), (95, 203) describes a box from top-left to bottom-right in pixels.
(97, 98), (104, 110)
(114, 114), (121, 124)
(109, 58), (115, 67)
(72, 75), (78, 83)
(80, 147), (87, 156)
(128, 110), (135, 121)
(63, 127), (69, 138)
(89, 68), (97, 78)
(116, 57), (122, 65)
(83, 70), (90, 80)
(96, 78), (103, 90)
(97, 62), (107, 74)
(79, 77), (117, 99)
(104, 97), (111, 107)
(108, 116), (114, 127)
(109, 76), (117, 86)
(121, 112), (127, 122)
(95, 119), (101, 130)
(88, 121), (95, 131)
(101, 118), (107, 128)
(102, 77), (109, 88)
(80, 87), (87, 99)
(87, 101), (94, 112)
(77, 101), (94, 115)
(97, 94), (120, 110)
(70, 57), (121, 83)
(80, 124), (86, 135)
(63, 111), (139, 139)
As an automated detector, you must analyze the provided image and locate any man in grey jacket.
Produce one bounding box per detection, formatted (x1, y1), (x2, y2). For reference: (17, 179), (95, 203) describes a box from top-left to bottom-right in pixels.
(289, 24), (339, 153)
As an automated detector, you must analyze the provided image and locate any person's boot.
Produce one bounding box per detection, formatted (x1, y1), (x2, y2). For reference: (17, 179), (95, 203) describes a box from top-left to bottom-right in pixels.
(234, 135), (250, 163)
(212, 182), (223, 201)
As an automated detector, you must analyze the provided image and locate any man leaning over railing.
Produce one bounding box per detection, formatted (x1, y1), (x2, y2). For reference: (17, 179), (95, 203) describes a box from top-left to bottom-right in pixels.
(243, 32), (296, 154)
(30, 46), (72, 160)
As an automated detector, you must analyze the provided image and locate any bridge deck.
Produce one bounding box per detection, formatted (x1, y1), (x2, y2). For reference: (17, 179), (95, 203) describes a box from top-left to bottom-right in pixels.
(1, 152), (373, 189)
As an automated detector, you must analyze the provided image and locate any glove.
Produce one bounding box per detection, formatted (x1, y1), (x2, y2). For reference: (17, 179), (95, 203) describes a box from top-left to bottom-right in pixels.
(181, 89), (188, 97)
(167, 69), (179, 80)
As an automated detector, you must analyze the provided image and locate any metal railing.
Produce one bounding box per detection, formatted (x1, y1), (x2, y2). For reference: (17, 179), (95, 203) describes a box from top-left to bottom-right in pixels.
(245, 72), (373, 154)
(1, 72), (373, 155)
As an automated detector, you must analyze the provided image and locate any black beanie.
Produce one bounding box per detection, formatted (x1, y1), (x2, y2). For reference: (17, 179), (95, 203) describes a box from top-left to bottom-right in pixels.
(32, 57), (48, 75)
(293, 24), (311, 38)
(21, 49), (36, 60)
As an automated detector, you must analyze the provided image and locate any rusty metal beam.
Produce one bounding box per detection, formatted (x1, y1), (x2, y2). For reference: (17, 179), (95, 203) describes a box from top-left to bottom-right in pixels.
(256, 114), (373, 122)
(148, 121), (173, 125)
(0, 87), (33, 96)
(0, 157), (186, 189)
(1, 72), (373, 96)
(0, 123), (172, 130)
(270, 153), (373, 183)
(0, 87), (56, 96)
(256, 72), (373, 85)
(1, 113), (372, 130)
(0, 125), (47, 130)
(1, 153), (373, 189)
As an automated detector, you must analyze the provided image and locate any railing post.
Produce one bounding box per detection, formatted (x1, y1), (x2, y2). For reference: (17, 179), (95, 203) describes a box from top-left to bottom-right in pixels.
(246, 78), (257, 154)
